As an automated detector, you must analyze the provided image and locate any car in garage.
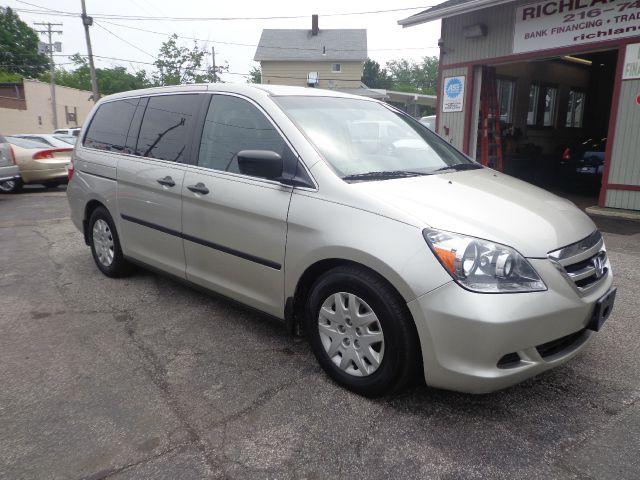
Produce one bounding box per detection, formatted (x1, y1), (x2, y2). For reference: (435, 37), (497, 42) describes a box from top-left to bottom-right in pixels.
(560, 137), (606, 189)
(67, 84), (615, 396)
(0, 136), (72, 193)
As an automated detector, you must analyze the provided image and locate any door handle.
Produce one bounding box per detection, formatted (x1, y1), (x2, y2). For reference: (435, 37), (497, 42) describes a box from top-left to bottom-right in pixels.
(187, 182), (210, 195)
(157, 176), (176, 187)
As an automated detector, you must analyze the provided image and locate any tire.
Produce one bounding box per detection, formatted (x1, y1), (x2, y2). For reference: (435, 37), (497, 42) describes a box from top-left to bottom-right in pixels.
(0, 178), (23, 194)
(88, 206), (132, 278)
(306, 265), (420, 397)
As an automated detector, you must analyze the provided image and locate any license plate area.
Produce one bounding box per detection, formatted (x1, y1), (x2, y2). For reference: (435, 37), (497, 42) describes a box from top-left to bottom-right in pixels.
(588, 287), (616, 332)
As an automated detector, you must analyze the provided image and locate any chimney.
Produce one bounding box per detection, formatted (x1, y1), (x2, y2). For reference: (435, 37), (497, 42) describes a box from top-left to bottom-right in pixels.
(311, 14), (319, 36)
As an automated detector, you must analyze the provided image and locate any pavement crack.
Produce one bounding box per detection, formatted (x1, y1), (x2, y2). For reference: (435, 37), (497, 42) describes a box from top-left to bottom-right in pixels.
(116, 309), (222, 476)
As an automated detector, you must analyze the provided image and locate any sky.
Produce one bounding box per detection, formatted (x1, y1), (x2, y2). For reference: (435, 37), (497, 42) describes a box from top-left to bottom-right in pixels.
(4, 0), (442, 83)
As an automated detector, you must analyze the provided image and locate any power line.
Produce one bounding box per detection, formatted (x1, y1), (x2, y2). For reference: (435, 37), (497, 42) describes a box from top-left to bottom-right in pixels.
(97, 19), (439, 52)
(14, 1), (433, 22)
(93, 21), (155, 58)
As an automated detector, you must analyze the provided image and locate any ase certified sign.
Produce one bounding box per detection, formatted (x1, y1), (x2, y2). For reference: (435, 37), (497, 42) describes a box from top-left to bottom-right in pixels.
(442, 76), (465, 112)
(513, 0), (640, 54)
(623, 43), (640, 80)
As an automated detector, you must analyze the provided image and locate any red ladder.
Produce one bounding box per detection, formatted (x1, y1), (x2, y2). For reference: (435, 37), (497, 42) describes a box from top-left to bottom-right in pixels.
(479, 67), (503, 171)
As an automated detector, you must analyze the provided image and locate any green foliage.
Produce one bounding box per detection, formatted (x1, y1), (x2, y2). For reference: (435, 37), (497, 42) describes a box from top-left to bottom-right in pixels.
(0, 69), (23, 82)
(385, 56), (439, 95)
(0, 7), (49, 78)
(40, 54), (151, 96)
(152, 34), (227, 86)
(247, 65), (261, 84)
(361, 59), (392, 89)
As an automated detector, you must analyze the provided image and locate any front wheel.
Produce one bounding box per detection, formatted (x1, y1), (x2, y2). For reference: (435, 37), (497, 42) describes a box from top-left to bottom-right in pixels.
(306, 265), (420, 397)
(88, 206), (132, 278)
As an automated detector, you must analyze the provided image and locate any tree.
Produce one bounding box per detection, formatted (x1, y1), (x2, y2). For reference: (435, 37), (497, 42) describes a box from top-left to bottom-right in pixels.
(40, 54), (151, 95)
(385, 56), (438, 95)
(247, 65), (261, 84)
(361, 59), (392, 89)
(152, 34), (227, 86)
(0, 7), (49, 78)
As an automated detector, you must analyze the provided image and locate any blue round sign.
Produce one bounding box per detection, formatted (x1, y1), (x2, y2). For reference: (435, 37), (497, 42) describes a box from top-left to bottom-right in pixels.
(445, 78), (463, 99)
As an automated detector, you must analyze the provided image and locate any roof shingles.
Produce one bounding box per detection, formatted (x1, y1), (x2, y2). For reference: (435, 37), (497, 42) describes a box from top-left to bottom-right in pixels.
(254, 29), (367, 62)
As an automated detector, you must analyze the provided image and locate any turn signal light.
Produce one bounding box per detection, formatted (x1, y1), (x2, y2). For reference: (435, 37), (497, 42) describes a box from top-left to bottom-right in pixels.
(9, 145), (16, 165)
(562, 148), (571, 161)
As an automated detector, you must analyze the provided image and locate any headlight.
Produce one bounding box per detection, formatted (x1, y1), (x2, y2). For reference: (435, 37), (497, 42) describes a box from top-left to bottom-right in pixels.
(423, 228), (546, 293)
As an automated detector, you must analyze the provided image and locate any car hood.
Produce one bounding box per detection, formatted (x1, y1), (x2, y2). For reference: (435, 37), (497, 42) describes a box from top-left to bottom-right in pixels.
(351, 168), (596, 258)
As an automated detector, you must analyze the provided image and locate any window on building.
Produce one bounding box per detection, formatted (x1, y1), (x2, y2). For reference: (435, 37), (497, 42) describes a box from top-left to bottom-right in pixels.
(331, 63), (342, 73)
(527, 84), (540, 125)
(543, 86), (557, 127)
(566, 90), (586, 128)
(497, 78), (515, 124)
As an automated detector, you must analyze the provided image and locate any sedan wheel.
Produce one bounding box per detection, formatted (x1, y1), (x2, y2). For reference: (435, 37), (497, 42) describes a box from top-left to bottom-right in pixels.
(0, 178), (22, 193)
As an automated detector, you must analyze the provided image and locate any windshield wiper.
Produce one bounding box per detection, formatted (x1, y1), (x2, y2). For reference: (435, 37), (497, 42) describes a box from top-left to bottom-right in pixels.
(430, 163), (483, 174)
(342, 170), (430, 182)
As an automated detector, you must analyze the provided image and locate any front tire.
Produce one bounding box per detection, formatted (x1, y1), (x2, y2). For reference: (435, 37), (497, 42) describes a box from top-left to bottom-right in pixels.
(88, 206), (132, 278)
(306, 265), (420, 397)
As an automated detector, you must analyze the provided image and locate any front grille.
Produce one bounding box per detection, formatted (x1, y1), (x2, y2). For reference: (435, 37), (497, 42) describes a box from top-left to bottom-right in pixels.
(536, 329), (587, 358)
(548, 231), (608, 293)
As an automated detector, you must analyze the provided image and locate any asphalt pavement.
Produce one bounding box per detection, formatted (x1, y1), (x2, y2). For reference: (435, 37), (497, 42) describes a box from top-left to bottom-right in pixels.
(1, 187), (639, 479)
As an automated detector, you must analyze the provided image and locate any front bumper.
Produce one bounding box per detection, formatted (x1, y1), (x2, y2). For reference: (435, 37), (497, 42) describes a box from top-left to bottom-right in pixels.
(408, 258), (613, 394)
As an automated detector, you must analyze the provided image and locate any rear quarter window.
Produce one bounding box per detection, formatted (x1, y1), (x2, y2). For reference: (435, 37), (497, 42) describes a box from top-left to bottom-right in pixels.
(83, 98), (139, 153)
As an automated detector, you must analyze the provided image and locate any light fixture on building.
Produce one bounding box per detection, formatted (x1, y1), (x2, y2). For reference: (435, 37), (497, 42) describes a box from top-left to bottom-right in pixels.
(561, 55), (592, 66)
(462, 24), (487, 38)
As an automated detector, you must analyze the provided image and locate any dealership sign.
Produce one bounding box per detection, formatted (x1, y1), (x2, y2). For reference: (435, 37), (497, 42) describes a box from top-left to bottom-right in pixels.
(442, 76), (465, 112)
(623, 43), (640, 79)
(513, 0), (640, 54)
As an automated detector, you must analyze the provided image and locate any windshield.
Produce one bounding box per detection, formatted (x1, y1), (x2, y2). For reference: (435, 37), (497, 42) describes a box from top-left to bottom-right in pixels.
(274, 96), (477, 180)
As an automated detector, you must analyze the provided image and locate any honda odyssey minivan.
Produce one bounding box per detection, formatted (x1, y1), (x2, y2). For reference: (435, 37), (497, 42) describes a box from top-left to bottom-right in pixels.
(67, 84), (616, 396)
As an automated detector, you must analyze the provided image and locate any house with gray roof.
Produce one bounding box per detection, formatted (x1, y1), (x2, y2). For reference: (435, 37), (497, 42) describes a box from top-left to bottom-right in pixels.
(254, 15), (367, 90)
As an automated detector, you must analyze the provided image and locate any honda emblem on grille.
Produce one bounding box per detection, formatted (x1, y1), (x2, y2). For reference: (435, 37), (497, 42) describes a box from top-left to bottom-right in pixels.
(592, 255), (605, 279)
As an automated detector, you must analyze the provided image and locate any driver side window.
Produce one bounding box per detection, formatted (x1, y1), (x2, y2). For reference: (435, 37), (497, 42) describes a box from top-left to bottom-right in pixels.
(198, 95), (286, 176)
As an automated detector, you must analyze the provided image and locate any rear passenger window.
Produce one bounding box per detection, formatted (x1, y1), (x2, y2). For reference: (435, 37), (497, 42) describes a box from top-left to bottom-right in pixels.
(198, 95), (287, 175)
(84, 98), (138, 152)
(136, 94), (201, 162)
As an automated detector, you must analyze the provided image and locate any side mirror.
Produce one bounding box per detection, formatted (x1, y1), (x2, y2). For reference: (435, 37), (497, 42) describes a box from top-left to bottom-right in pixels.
(237, 150), (283, 179)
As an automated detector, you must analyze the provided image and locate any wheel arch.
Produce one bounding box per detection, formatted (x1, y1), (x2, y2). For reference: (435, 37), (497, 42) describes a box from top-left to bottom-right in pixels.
(82, 199), (106, 245)
(285, 256), (416, 337)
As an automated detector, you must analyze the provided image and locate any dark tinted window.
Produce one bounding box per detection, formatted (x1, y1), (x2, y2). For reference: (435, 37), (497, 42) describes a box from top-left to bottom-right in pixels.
(84, 98), (138, 152)
(198, 95), (286, 175)
(136, 94), (200, 162)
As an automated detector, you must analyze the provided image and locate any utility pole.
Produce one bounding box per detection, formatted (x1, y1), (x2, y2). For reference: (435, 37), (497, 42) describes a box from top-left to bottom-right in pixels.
(34, 22), (62, 130)
(80, 0), (99, 103)
(211, 46), (216, 82)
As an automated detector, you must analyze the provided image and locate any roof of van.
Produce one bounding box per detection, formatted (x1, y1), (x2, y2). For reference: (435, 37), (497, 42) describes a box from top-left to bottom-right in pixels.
(101, 83), (374, 103)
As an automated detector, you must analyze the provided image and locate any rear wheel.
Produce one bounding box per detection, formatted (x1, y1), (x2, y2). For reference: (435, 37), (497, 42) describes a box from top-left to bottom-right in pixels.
(0, 178), (23, 194)
(88, 206), (132, 278)
(306, 265), (419, 397)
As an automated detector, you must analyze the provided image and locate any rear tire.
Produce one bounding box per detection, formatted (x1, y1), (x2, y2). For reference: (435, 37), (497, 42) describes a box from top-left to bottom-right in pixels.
(306, 265), (420, 397)
(88, 206), (132, 278)
(0, 178), (23, 194)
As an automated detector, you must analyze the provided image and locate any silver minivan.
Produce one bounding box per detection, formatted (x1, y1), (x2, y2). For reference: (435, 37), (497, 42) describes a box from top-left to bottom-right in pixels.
(67, 84), (616, 396)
